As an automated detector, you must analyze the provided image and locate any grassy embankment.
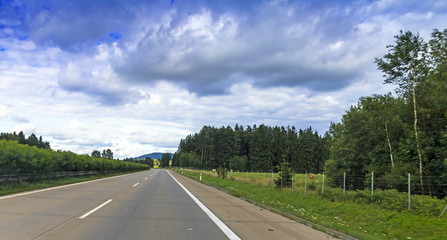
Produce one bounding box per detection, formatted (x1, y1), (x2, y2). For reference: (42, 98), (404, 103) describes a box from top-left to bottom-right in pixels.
(175, 169), (447, 240)
(0, 171), (146, 196)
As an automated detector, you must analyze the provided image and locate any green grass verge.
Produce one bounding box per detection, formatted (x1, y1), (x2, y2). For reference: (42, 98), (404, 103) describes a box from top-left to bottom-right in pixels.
(176, 169), (447, 240)
(0, 170), (146, 196)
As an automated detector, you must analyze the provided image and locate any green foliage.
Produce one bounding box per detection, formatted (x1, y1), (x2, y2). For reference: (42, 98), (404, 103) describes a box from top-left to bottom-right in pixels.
(326, 29), (447, 197)
(229, 155), (247, 171)
(161, 153), (172, 167)
(177, 152), (200, 168)
(0, 140), (149, 175)
(216, 166), (228, 179)
(178, 170), (447, 240)
(122, 157), (153, 167)
(176, 125), (327, 174)
(275, 162), (293, 188)
(91, 150), (101, 158)
(0, 131), (51, 149)
(101, 149), (113, 159)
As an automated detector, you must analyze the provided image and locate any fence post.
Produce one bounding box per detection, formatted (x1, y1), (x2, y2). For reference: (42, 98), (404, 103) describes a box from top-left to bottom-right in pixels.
(439, 204), (447, 218)
(271, 171), (274, 188)
(304, 172), (307, 193)
(343, 172), (346, 194)
(408, 173), (411, 210)
(371, 172), (374, 196)
(322, 172), (325, 194)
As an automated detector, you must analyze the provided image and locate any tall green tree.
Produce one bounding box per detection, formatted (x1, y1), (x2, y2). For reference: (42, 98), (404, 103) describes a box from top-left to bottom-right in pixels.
(102, 149), (113, 159)
(375, 30), (430, 192)
(91, 150), (101, 158)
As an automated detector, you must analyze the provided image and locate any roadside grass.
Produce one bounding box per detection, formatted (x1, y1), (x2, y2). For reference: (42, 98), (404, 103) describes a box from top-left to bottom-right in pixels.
(176, 169), (447, 240)
(189, 169), (446, 218)
(0, 170), (146, 196)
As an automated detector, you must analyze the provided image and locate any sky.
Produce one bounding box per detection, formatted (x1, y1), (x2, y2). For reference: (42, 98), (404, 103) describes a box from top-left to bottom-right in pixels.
(1, 0), (446, 159)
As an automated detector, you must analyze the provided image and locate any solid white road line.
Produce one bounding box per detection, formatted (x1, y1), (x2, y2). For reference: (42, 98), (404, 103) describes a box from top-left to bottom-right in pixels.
(166, 170), (241, 240)
(0, 172), (144, 201)
(79, 199), (113, 219)
(133, 182), (140, 187)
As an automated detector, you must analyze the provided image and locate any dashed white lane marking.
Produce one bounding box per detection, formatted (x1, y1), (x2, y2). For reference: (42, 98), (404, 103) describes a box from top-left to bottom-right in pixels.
(133, 182), (140, 187)
(144, 177), (148, 180)
(0, 171), (149, 201)
(79, 199), (113, 219)
(166, 170), (241, 240)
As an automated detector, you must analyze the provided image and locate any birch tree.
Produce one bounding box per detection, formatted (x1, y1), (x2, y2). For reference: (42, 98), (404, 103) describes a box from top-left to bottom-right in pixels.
(375, 31), (429, 192)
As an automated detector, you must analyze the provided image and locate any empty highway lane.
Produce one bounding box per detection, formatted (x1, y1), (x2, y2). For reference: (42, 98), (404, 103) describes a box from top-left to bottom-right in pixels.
(0, 169), (336, 240)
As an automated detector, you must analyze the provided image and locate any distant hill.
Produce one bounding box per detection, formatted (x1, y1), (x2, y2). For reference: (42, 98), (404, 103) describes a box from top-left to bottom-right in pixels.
(133, 152), (173, 160)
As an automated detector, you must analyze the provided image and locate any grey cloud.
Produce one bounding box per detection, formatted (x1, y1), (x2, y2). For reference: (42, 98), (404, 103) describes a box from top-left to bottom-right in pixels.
(9, 0), (168, 51)
(115, 4), (363, 95)
(11, 115), (29, 123)
(9, 0), (440, 100)
(58, 78), (143, 106)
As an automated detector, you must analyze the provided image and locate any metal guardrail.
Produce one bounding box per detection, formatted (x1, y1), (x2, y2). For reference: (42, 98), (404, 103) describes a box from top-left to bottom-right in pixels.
(0, 171), (101, 182)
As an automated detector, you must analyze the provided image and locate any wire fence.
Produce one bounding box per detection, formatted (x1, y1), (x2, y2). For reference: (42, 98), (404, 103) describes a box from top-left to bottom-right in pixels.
(176, 168), (447, 217)
(0, 170), (114, 182)
(183, 170), (446, 196)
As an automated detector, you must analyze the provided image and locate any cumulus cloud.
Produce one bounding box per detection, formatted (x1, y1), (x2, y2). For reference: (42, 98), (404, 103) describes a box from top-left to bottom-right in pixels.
(6, 0), (444, 100)
(1, 0), (445, 158)
(116, 4), (367, 95)
(56, 43), (145, 105)
(0, 105), (8, 119)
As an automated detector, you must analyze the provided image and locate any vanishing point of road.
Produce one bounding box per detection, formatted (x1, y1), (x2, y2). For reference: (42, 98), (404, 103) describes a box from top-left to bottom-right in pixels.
(0, 169), (337, 240)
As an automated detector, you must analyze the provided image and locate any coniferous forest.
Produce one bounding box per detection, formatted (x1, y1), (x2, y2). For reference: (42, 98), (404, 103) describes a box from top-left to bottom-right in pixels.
(174, 29), (447, 198)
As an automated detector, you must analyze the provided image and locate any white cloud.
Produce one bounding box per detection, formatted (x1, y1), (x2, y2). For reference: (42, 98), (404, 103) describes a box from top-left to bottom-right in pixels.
(0, 0), (444, 159)
(0, 105), (8, 119)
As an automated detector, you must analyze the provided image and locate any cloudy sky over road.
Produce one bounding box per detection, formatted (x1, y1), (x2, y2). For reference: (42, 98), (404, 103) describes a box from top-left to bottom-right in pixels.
(1, 0), (446, 158)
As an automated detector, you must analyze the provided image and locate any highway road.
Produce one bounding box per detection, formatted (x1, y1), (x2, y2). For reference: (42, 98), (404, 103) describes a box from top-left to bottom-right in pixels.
(0, 169), (337, 240)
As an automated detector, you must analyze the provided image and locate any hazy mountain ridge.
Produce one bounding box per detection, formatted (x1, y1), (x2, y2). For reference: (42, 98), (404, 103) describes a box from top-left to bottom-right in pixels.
(133, 152), (173, 160)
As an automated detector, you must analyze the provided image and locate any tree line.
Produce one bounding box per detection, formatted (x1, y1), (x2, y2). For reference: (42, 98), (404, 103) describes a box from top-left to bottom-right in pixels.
(173, 125), (328, 174)
(91, 149), (114, 159)
(0, 140), (149, 175)
(174, 29), (447, 197)
(0, 131), (51, 149)
(327, 29), (447, 197)
(123, 153), (173, 168)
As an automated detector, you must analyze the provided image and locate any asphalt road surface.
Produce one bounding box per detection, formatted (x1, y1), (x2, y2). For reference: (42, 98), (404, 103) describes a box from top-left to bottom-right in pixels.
(0, 169), (337, 240)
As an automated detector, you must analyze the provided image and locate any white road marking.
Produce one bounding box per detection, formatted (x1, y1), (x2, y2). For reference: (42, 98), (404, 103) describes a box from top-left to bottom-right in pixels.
(144, 177), (148, 180)
(166, 170), (241, 240)
(0, 173), (143, 201)
(133, 182), (139, 187)
(79, 199), (113, 219)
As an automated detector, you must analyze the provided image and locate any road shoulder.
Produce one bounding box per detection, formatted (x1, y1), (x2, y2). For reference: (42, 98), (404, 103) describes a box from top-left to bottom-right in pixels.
(170, 171), (339, 240)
